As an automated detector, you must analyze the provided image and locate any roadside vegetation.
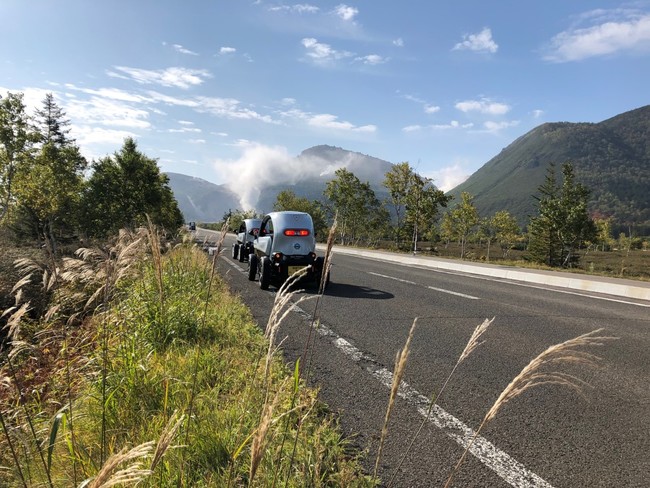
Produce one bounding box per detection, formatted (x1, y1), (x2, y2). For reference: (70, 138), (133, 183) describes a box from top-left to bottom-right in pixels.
(0, 226), (374, 487)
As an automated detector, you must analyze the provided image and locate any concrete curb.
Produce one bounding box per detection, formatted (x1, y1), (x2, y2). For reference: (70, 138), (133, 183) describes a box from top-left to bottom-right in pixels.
(317, 244), (650, 302)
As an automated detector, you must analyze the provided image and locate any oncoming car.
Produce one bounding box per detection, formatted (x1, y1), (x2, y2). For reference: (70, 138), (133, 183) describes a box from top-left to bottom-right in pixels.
(232, 218), (261, 263)
(247, 211), (328, 290)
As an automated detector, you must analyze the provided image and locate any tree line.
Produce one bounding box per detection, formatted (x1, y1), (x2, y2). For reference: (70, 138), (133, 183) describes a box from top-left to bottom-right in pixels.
(0, 92), (184, 252)
(228, 160), (621, 269)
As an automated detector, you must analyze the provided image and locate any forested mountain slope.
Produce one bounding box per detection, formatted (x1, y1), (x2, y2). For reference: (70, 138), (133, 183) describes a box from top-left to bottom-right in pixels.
(449, 105), (650, 232)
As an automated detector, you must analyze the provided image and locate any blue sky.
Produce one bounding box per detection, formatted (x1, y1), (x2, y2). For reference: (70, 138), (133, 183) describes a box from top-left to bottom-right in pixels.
(2, 0), (649, 205)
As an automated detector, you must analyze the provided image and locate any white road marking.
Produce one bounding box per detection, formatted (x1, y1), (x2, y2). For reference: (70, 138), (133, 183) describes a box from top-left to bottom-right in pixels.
(292, 304), (554, 488)
(427, 285), (480, 300)
(368, 271), (480, 300)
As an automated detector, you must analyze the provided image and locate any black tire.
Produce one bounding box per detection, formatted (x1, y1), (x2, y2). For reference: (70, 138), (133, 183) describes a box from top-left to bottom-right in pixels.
(259, 257), (271, 290)
(238, 244), (247, 262)
(248, 254), (258, 281)
(232, 243), (239, 260)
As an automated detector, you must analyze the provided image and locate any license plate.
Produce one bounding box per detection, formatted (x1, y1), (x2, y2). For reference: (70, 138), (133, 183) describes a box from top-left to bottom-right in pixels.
(288, 266), (305, 276)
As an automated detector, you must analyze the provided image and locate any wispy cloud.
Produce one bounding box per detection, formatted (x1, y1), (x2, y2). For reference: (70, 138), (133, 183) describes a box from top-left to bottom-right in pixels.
(268, 4), (319, 14)
(281, 107), (376, 133)
(220, 46), (237, 54)
(453, 27), (498, 53)
(429, 163), (471, 192)
(172, 44), (198, 56)
(402, 121), (474, 132)
(65, 96), (151, 129)
(301, 38), (354, 64)
(482, 120), (519, 133)
(532, 109), (544, 118)
(356, 54), (388, 65)
(543, 10), (650, 62)
(399, 91), (440, 114)
(455, 98), (510, 115)
(393, 37), (404, 47)
(109, 66), (211, 89)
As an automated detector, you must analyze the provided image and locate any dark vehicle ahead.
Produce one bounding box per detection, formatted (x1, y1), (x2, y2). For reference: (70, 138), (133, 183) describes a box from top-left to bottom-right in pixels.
(247, 211), (327, 290)
(188, 221), (196, 231)
(232, 218), (261, 263)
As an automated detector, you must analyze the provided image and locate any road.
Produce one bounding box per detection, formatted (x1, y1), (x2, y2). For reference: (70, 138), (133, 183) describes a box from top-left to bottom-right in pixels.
(201, 230), (650, 487)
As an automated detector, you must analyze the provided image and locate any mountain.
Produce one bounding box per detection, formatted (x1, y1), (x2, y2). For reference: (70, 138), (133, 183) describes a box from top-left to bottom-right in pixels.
(166, 173), (238, 222)
(167, 145), (394, 221)
(448, 105), (650, 232)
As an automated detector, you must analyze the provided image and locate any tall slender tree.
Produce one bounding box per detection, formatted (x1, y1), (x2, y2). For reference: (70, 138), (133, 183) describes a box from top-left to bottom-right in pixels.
(13, 94), (87, 251)
(0, 92), (36, 222)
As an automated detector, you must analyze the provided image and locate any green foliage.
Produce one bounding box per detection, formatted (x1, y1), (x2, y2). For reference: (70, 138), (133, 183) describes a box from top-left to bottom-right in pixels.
(324, 168), (389, 246)
(80, 138), (184, 237)
(384, 162), (451, 250)
(444, 192), (479, 258)
(0, 92), (37, 223)
(528, 163), (596, 267)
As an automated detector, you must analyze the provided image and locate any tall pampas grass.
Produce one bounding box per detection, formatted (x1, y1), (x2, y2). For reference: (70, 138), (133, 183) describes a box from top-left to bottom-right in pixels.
(374, 318), (418, 479)
(444, 328), (617, 488)
(388, 317), (495, 487)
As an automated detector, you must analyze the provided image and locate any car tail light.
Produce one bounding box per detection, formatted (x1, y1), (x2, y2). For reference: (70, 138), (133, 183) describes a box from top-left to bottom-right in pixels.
(283, 229), (310, 236)
(273, 252), (283, 262)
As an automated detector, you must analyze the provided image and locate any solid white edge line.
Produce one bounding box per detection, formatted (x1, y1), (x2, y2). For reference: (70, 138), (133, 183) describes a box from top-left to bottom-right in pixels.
(292, 305), (554, 488)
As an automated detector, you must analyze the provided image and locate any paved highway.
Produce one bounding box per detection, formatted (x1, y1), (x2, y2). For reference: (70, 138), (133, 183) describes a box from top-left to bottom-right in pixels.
(202, 230), (650, 487)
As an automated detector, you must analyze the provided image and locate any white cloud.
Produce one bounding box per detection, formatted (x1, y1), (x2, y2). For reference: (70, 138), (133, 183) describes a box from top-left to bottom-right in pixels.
(543, 11), (650, 62)
(402, 125), (422, 132)
(453, 27), (498, 53)
(455, 98), (510, 115)
(431, 120), (474, 130)
(269, 4), (319, 14)
(301, 38), (354, 64)
(482, 120), (519, 132)
(428, 163), (471, 192)
(64, 84), (150, 103)
(196, 96), (278, 123)
(66, 97), (151, 129)
(110, 66), (211, 89)
(178, 120), (194, 125)
(172, 44), (198, 56)
(168, 127), (202, 133)
(356, 54), (388, 65)
(393, 38), (404, 47)
(188, 138), (206, 144)
(424, 104), (440, 114)
(220, 46), (237, 54)
(335, 4), (358, 21)
(532, 109), (544, 118)
(308, 113), (376, 132)
(71, 125), (136, 148)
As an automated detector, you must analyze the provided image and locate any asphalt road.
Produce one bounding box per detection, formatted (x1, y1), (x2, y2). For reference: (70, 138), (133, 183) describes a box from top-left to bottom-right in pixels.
(201, 230), (650, 487)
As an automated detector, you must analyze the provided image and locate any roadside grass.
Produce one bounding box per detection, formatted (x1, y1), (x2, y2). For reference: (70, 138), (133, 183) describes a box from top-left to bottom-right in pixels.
(378, 240), (650, 281)
(0, 229), (375, 487)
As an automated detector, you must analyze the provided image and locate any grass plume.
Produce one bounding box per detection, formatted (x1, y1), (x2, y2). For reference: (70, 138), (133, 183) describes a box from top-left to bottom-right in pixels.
(374, 318), (418, 479)
(444, 327), (617, 488)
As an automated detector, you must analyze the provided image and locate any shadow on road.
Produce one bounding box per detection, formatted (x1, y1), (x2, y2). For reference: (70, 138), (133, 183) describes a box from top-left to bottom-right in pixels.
(323, 282), (394, 300)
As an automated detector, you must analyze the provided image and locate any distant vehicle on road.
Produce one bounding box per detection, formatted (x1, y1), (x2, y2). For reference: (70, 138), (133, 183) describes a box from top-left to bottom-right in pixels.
(188, 221), (196, 231)
(232, 218), (261, 263)
(248, 211), (328, 290)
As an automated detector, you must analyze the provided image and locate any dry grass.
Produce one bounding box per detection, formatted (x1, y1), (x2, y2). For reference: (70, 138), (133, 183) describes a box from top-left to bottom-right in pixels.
(443, 328), (618, 488)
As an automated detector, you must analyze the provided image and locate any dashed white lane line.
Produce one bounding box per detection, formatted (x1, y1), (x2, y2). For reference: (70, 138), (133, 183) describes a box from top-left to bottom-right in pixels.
(292, 305), (554, 488)
(368, 271), (480, 300)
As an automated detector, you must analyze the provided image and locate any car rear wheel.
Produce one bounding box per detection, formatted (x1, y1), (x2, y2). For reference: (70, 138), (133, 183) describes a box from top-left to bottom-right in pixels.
(259, 257), (271, 290)
(248, 254), (258, 281)
(238, 244), (247, 262)
(232, 243), (239, 260)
